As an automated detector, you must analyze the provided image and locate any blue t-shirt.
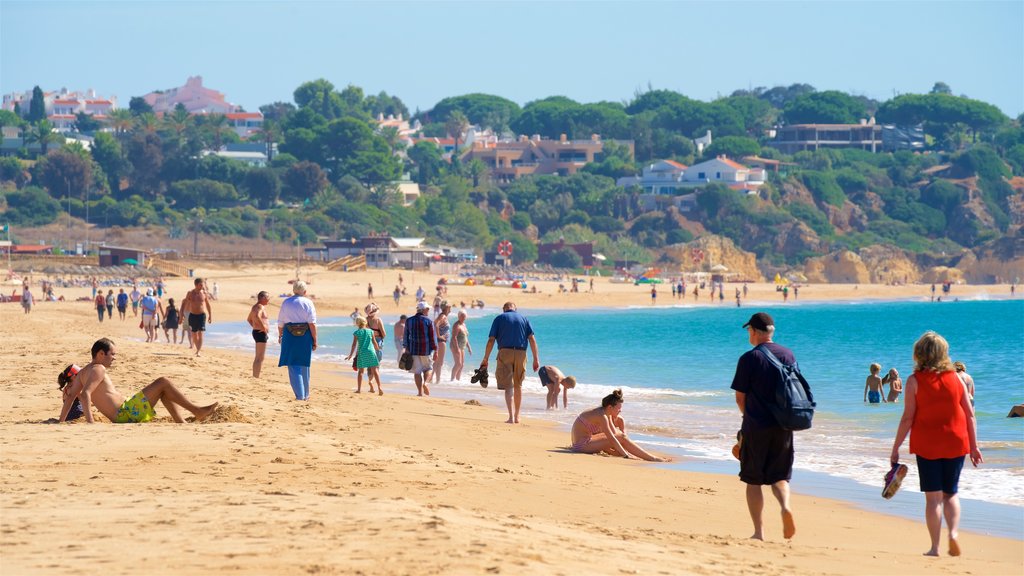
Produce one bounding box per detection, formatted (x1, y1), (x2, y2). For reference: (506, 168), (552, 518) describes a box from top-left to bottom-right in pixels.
(730, 342), (797, 432)
(116, 293), (129, 308)
(488, 311), (534, 349)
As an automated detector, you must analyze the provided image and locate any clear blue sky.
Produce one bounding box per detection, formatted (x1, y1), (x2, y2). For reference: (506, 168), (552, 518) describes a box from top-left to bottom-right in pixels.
(2, 0), (1022, 117)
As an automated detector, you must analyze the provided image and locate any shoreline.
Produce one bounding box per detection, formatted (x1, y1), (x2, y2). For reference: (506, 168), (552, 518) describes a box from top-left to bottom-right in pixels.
(3, 268), (1022, 574)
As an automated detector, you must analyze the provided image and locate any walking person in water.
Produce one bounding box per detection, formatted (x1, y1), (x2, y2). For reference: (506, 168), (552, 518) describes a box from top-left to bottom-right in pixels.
(450, 309), (472, 381)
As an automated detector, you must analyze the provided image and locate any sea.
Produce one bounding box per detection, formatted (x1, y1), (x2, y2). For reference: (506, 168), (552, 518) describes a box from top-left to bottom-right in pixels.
(205, 296), (1024, 539)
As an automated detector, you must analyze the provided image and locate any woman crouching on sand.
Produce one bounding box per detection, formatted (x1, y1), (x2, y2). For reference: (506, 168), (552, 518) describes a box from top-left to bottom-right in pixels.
(570, 389), (667, 461)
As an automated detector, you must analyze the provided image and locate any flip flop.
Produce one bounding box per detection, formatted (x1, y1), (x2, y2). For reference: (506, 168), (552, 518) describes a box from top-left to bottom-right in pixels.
(731, 430), (742, 460)
(882, 463), (908, 499)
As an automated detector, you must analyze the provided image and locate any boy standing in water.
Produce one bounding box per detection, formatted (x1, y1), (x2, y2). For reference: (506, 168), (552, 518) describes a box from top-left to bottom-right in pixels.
(864, 363), (887, 403)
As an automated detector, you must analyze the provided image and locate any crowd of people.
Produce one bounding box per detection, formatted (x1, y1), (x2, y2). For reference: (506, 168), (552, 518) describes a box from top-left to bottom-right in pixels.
(51, 274), (985, 556)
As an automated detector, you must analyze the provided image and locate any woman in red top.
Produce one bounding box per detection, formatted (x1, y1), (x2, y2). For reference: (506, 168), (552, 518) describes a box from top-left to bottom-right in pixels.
(889, 331), (982, 557)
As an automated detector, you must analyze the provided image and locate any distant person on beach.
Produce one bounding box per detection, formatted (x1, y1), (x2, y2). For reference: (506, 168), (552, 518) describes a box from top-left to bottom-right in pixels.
(57, 338), (218, 424)
(403, 301), (437, 397)
(538, 365), (576, 409)
(731, 311), (799, 540)
(130, 286), (141, 316)
(116, 288), (128, 320)
(433, 302), (451, 385)
(393, 315), (407, 356)
(569, 389), (665, 461)
(450, 309), (472, 381)
(21, 284), (32, 314)
(367, 283), (373, 300)
(480, 301), (540, 424)
(95, 292), (106, 322)
(883, 368), (903, 403)
(247, 291), (270, 378)
(889, 331), (982, 557)
(865, 363), (887, 403)
(953, 361), (975, 407)
(183, 278), (213, 357)
(650, 285), (657, 304)
(162, 298), (180, 343)
(278, 281), (317, 401)
(346, 316), (382, 395)
(365, 303), (386, 362)
(140, 289), (163, 342)
(393, 285), (401, 306)
(105, 289), (114, 319)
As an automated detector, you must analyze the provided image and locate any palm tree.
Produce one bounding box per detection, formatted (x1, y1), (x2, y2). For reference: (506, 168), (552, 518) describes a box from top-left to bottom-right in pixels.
(24, 119), (62, 156)
(445, 111), (470, 155)
(163, 105), (192, 148)
(251, 120), (279, 163)
(106, 109), (135, 145)
(202, 113), (229, 151)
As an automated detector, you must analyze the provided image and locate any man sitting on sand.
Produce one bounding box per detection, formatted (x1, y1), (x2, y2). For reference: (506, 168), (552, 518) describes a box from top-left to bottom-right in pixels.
(58, 338), (218, 424)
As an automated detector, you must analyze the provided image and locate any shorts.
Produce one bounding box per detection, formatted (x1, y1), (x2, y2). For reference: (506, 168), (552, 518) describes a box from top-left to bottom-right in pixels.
(115, 391), (156, 423)
(189, 312), (207, 332)
(132, 301), (139, 310)
(538, 366), (554, 387)
(739, 427), (794, 485)
(495, 348), (527, 390)
(411, 355), (433, 375)
(916, 455), (965, 494)
(143, 313), (158, 329)
(252, 330), (268, 343)
(868, 391), (881, 403)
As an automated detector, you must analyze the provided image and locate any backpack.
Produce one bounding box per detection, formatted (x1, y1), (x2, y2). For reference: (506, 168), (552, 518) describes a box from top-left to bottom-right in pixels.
(753, 344), (815, 431)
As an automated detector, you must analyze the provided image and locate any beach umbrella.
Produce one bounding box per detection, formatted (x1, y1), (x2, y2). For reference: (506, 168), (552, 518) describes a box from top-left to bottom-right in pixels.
(123, 258), (138, 265)
(710, 264), (729, 272)
(593, 253), (607, 261)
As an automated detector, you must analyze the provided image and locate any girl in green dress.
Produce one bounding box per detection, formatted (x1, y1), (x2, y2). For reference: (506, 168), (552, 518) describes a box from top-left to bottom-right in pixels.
(345, 316), (382, 395)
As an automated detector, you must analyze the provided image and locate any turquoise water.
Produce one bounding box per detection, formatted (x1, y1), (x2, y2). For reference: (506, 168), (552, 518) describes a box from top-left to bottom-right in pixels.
(206, 297), (1024, 538)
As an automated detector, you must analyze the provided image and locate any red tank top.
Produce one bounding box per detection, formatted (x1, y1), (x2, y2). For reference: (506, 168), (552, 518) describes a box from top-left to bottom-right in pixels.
(909, 370), (969, 459)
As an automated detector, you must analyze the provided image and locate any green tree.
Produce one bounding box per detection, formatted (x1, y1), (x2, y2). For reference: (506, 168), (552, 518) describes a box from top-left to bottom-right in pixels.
(27, 86), (45, 122)
(90, 132), (125, 194)
(547, 247), (583, 268)
(407, 140), (444, 185)
(425, 93), (520, 132)
(24, 119), (62, 156)
(466, 158), (489, 187)
(283, 161), (327, 202)
(167, 179), (239, 210)
(73, 112), (102, 133)
(35, 148), (93, 201)
(3, 186), (61, 225)
(244, 167), (281, 209)
(294, 79), (343, 119)
(445, 110), (470, 154)
(128, 96), (154, 116)
(105, 109), (135, 144)
(703, 136), (760, 160)
(930, 82), (953, 95)
(125, 131), (164, 198)
(783, 90), (866, 124)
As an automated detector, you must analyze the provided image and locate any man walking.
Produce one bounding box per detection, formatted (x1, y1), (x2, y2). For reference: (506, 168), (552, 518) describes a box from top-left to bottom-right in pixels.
(129, 285), (142, 316)
(479, 302), (539, 424)
(183, 278), (213, 357)
(731, 311), (797, 541)
(140, 289), (164, 342)
(402, 301), (436, 396)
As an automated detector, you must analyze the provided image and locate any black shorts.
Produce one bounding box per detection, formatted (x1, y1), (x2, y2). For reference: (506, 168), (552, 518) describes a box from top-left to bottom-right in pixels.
(252, 330), (269, 343)
(188, 312), (207, 332)
(916, 455), (965, 494)
(538, 366), (554, 387)
(739, 427), (794, 485)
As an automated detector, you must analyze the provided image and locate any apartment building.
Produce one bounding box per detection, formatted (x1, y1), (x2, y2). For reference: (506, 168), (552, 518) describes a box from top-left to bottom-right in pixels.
(463, 134), (635, 183)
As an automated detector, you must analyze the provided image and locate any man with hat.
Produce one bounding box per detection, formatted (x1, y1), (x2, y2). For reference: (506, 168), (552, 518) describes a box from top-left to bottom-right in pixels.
(479, 301), (540, 424)
(731, 311), (798, 541)
(402, 301), (437, 396)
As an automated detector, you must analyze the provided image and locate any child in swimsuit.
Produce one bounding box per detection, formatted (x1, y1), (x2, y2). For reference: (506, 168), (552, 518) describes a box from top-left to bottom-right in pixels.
(864, 363), (886, 403)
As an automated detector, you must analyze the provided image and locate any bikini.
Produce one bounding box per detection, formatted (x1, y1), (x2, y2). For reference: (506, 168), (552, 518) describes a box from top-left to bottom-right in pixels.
(571, 415), (601, 452)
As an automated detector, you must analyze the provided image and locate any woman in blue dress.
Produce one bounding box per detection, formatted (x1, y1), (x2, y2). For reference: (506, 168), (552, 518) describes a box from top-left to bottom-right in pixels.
(277, 281), (318, 400)
(346, 316), (382, 395)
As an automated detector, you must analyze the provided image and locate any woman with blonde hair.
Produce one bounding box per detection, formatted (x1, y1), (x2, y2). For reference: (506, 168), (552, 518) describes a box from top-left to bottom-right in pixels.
(570, 389), (666, 461)
(449, 309), (472, 381)
(345, 316), (382, 395)
(889, 331), (982, 557)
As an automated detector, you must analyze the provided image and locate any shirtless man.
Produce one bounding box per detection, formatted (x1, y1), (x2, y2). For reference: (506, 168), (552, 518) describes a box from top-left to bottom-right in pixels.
(183, 277), (213, 357)
(58, 338), (218, 424)
(247, 291), (270, 378)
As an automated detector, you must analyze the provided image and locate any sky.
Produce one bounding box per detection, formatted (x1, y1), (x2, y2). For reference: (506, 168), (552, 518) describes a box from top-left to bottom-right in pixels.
(2, 0), (1022, 118)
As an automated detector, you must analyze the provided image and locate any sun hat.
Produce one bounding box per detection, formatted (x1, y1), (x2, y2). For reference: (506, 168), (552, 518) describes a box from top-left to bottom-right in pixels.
(416, 301), (430, 311)
(742, 312), (774, 331)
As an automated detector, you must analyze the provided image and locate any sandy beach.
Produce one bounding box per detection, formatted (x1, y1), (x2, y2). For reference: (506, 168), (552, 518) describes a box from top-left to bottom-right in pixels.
(1, 264), (1020, 575)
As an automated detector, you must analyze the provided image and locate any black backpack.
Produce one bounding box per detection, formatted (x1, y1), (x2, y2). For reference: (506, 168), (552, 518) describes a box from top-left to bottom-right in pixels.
(753, 344), (815, 431)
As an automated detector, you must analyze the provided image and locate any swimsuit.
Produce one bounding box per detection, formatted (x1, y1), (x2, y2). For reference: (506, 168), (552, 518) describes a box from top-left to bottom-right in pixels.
(868, 391), (881, 403)
(115, 391), (156, 423)
(570, 415), (602, 452)
(252, 329), (268, 343)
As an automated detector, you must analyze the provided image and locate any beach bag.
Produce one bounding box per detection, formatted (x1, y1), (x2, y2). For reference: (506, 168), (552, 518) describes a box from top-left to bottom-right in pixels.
(399, 352), (413, 371)
(285, 323), (309, 337)
(754, 344), (815, 431)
